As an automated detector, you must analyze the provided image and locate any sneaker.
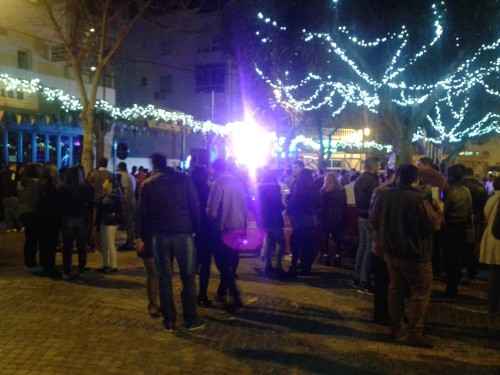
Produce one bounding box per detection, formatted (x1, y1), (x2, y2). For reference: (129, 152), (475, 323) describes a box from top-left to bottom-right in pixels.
(185, 319), (206, 331)
(352, 280), (360, 289)
(19, 227), (25, 233)
(104, 267), (118, 273)
(357, 283), (374, 295)
(162, 320), (175, 333)
(77, 272), (86, 280)
(6, 229), (13, 233)
(62, 273), (71, 281)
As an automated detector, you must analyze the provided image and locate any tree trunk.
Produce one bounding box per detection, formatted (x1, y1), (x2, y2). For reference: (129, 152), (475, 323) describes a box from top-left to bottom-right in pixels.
(94, 116), (105, 165)
(81, 109), (96, 176)
(395, 134), (414, 166)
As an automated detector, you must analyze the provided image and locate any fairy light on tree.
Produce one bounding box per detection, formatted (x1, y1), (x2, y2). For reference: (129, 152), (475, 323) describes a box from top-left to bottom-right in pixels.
(249, 0), (499, 164)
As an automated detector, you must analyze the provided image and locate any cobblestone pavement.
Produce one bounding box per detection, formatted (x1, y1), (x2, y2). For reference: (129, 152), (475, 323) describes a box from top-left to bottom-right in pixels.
(0, 229), (499, 375)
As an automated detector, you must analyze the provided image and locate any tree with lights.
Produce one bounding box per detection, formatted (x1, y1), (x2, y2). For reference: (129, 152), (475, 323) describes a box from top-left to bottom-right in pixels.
(38, 0), (156, 174)
(227, 0), (499, 165)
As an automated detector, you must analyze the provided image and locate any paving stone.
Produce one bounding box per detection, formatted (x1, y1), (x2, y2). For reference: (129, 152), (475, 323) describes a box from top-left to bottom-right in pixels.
(1, 229), (499, 374)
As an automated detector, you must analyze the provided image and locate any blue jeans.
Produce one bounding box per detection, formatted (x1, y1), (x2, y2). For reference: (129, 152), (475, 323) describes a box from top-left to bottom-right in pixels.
(263, 228), (286, 268)
(153, 233), (198, 325)
(355, 217), (375, 285)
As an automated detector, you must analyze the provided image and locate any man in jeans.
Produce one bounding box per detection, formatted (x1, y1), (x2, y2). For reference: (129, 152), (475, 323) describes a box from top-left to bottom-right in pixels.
(370, 164), (444, 348)
(136, 153), (203, 332)
(354, 156), (380, 293)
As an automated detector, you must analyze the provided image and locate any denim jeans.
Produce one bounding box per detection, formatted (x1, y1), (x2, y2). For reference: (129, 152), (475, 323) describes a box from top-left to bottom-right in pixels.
(153, 233), (198, 325)
(355, 217), (375, 285)
(61, 216), (88, 274)
(263, 228), (286, 268)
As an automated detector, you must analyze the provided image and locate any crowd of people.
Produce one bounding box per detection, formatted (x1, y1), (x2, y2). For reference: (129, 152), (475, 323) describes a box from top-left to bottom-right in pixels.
(0, 154), (499, 344)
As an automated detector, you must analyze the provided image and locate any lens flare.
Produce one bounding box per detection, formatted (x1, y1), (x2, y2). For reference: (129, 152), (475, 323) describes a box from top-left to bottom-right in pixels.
(227, 120), (273, 175)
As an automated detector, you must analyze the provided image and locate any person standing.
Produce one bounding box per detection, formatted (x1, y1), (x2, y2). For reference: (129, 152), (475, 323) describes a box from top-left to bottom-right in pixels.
(257, 170), (286, 275)
(479, 176), (500, 322)
(353, 156), (380, 293)
(442, 164), (473, 298)
(38, 164), (62, 277)
(87, 157), (116, 250)
(97, 178), (123, 273)
(0, 162), (23, 232)
(287, 168), (321, 277)
(207, 158), (248, 311)
(370, 164), (444, 348)
(17, 164), (42, 273)
(60, 166), (93, 280)
(190, 166), (214, 307)
(136, 153), (203, 332)
(117, 162), (137, 251)
(462, 167), (489, 283)
(320, 172), (347, 266)
(417, 157), (448, 276)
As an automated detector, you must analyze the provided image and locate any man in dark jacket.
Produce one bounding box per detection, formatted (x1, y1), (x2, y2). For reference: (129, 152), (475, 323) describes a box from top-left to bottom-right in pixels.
(442, 164), (473, 298)
(462, 168), (489, 283)
(135, 153), (203, 332)
(370, 164), (444, 348)
(353, 156), (380, 293)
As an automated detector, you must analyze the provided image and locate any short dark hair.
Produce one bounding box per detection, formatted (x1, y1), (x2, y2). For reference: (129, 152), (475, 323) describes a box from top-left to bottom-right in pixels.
(365, 156), (381, 170)
(293, 160), (305, 169)
(97, 157), (108, 168)
(398, 164), (419, 185)
(447, 164), (467, 183)
(212, 158), (227, 173)
(117, 162), (127, 171)
(418, 157), (433, 167)
(150, 153), (167, 171)
(465, 167), (474, 177)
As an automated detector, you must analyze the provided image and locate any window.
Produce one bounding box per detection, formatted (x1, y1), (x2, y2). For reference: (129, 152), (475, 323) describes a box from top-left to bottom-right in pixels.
(18, 50), (32, 70)
(159, 75), (172, 93)
(195, 64), (225, 93)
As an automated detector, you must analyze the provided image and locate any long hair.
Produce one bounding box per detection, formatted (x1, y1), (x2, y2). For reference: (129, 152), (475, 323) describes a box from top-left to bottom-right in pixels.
(40, 164), (60, 188)
(20, 163), (41, 187)
(321, 172), (342, 193)
(64, 166), (85, 186)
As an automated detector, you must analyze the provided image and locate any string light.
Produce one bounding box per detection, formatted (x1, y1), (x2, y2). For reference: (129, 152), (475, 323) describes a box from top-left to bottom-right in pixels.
(254, 1), (499, 145)
(0, 73), (228, 136)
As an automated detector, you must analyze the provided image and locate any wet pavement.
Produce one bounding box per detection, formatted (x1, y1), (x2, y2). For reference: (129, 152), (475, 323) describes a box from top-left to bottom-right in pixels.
(0, 229), (498, 375)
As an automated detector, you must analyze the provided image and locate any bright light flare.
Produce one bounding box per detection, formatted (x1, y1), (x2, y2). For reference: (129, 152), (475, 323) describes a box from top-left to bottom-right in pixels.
(227, 120), (273, 176)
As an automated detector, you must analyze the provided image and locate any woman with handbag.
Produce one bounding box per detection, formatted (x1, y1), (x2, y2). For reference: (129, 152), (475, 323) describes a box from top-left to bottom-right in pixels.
(479, 176), (500, 321)
(97, 178), (123, 273)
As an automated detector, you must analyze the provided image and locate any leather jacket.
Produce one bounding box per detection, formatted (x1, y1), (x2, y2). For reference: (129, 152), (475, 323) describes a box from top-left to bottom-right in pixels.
(443, 183), (472, 224)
